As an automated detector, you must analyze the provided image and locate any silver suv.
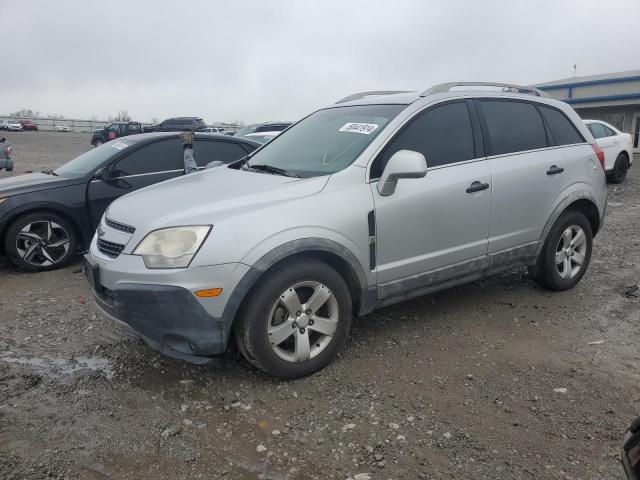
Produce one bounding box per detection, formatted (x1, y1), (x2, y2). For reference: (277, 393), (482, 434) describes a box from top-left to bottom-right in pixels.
(85, 82), (607, 378)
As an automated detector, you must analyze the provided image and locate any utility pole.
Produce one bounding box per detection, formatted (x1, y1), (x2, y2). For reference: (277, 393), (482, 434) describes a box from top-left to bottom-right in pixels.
(573, 64), (577, 79)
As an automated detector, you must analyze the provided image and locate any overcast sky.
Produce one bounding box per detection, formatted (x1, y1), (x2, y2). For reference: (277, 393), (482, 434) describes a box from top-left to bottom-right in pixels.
(1, 0), (639, 124)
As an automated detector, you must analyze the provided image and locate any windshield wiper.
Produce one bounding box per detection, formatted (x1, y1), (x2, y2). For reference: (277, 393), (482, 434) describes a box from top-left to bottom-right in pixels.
(41, 169), (58, 176)
(247, 163), (300, 178)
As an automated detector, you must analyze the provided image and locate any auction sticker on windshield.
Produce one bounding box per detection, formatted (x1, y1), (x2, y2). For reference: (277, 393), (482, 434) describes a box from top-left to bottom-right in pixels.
(339, 123), (379, 135)
(111, 142), (128, 150)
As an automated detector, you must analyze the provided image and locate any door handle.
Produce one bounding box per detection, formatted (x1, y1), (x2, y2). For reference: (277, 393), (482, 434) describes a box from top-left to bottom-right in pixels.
(546, 165), (564, 175)
(466, 181), (489, 193)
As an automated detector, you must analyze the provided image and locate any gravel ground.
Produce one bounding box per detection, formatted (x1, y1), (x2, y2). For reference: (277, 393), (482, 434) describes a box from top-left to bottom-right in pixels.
(0, 131), (639, 479)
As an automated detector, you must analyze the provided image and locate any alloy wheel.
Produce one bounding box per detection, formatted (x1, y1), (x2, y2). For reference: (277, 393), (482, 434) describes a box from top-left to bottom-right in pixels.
(555, 225), (587, 279)
(267, 281), (339, 363)
(16, 220), (71, 267)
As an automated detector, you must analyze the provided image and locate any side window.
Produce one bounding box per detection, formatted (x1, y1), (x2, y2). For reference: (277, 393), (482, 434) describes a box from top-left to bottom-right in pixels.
(128, 123), (141, 134)
(193, 141), (249, 167)
(106, 124), (119, 133)
(603, 125), (616, 137)
(588, 123), (607, 139)
(114, 139), (182, 176)
(371, 101), (475, 178)
(538, 106), (584, 146)
(479, 100), (548, 155)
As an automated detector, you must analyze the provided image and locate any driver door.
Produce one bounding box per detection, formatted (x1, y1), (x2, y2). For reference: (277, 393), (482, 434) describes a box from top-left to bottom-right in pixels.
(371, 101), (492, 296)
(86, 138), (183, 228)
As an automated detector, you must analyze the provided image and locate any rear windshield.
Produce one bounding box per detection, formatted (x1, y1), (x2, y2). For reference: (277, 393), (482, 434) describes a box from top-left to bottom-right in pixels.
(245, 104), (404, 177)
(55, 140), (131, 177)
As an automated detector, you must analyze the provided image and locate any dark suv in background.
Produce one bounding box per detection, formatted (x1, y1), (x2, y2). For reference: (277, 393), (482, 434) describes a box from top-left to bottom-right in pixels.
(143, 117), (206, 133)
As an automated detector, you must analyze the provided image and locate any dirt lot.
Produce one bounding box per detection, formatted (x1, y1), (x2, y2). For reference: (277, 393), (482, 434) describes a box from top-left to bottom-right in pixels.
(1, 131), (639, 479)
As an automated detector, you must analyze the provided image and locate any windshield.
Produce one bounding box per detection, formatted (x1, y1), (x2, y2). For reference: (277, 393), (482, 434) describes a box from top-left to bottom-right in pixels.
(55, 140), (131, 177)
(245, 105), (404, 177)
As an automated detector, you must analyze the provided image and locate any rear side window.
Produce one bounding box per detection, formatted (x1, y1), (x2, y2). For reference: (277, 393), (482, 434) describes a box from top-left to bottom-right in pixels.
(588, 123), (607, 139)
(538, 106), (584, 146)
(114, 139), (182, 176)
(371, 101), (475, 178)
(603, 125), (615, 136)
(193, 140), (249, 166)
(479, 100), (548, 155)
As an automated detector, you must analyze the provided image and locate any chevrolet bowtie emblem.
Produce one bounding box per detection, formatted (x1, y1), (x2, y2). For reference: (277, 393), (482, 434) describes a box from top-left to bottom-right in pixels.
(97, 226), (105, 237)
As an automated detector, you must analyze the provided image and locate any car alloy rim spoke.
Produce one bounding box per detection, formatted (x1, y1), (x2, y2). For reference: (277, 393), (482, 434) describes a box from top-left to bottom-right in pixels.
(294, 329), (311, 362)
(571, 251), (585, 266)
(268, 318), (296, 345)
(22, 243), (39, 261)
(308, 315), (337, 336)
(18, 231), (44, 242)
(562, 228), (572, 248)
(279, 288), (303, 317)
(303, 284), (331, 315)
(48, 239), (70, 249)
(571, 230), (585, 248)
(562, 258), (571, 278)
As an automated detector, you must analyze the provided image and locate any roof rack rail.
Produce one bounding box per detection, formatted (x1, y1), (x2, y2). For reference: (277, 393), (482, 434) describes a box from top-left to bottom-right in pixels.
(420, 82), (549, 98)
(335, 90), (412, 104)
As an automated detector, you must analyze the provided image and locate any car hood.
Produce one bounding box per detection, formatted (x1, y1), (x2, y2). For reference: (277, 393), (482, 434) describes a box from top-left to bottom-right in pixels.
(106, 166), (329, 232)
(0, 172), (82, 196)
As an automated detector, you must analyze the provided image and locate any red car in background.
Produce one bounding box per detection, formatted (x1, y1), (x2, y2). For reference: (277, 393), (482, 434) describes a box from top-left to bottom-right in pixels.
(20, 119), (38, 131)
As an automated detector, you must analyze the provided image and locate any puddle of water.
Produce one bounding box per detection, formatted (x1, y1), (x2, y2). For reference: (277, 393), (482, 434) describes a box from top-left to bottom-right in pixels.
(0, 353), (113, 380)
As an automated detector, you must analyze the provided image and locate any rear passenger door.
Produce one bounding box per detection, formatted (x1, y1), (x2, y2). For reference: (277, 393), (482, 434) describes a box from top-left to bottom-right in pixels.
(476, 99), (566, 260)
(371, 100), (492, 289)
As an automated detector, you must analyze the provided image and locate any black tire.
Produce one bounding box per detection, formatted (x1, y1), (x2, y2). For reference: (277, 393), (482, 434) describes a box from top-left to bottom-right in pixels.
(93, 139), (103, 147)
(528, 210), (593, 291)
(607, 153), (629, 184)
(234, 259), (352, 378)
(4, 212), (77, 272)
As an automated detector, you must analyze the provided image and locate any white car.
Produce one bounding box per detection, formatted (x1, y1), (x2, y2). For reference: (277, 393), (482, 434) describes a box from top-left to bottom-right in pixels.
(55, 124), (71, 132)
(584, 119), (633, 183)
(6, 122), (23, 132)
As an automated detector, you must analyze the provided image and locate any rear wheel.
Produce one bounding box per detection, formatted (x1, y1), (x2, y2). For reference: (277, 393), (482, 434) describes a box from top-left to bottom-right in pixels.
(528, 210), (592, 291)
(234, 259), (352, 378)
(4, 212), (77, 272)
(608, 153), (629, 184)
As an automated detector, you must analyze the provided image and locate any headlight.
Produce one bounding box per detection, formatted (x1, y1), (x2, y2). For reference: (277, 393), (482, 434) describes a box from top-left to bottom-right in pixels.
(133, 225), (211, 269)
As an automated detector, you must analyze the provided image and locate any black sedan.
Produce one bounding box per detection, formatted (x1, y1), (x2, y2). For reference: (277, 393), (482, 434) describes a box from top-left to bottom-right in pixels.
(0, 133), (259, 272)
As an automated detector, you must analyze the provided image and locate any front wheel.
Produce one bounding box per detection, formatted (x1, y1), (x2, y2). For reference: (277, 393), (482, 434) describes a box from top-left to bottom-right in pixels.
(4, 212), (77, 271)
(528, 210), (593, 291)
(234, 259), (352, 378)
(93, 139), (103, 147)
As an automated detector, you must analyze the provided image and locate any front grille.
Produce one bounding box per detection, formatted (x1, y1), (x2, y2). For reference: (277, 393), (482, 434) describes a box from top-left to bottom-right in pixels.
(97, 238), (125, 258)
(105, 218), (136, 234)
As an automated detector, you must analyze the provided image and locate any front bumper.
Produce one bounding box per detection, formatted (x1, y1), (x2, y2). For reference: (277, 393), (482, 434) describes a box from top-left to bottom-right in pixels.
(84, 248), (250, 363)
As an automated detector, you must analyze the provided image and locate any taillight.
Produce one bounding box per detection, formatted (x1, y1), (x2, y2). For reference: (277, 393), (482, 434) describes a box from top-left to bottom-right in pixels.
(3, 145), (10, 156)
(591, 143), (605, 170)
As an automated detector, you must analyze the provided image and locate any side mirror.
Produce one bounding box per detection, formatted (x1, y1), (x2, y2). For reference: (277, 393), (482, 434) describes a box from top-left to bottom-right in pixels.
(377, 150), (427, 196)
(94, 167), (112, 181)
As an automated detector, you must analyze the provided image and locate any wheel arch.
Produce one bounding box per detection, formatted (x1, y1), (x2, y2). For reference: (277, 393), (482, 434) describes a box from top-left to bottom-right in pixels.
(536, 193), (602, 256)
(222, 239), (374, 338)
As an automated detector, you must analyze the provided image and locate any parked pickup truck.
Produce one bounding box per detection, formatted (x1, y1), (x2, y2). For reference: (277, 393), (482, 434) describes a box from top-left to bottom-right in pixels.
(91, 122), (142, 147)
